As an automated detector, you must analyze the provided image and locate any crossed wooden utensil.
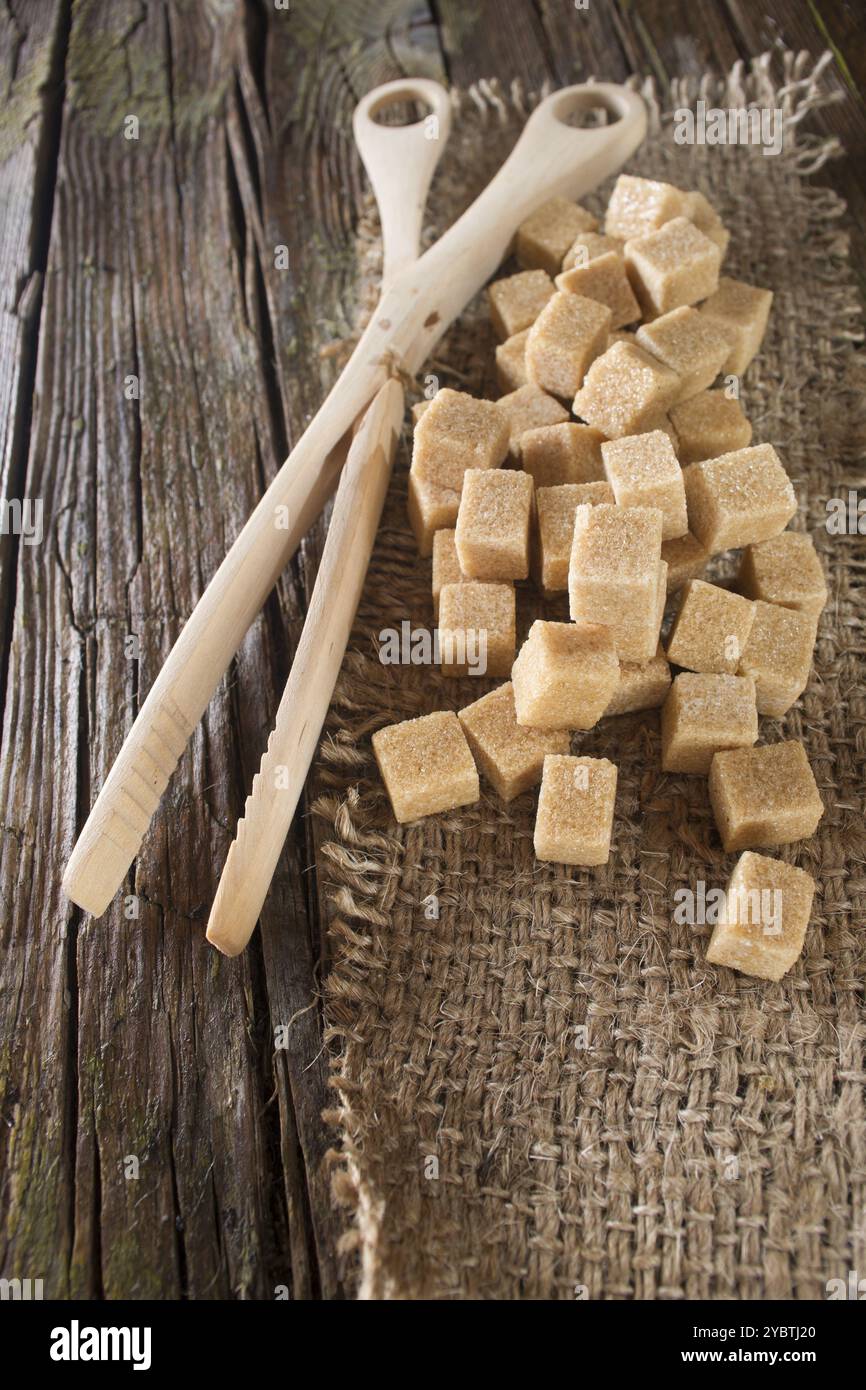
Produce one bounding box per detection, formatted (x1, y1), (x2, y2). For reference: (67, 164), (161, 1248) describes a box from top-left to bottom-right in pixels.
(63, 77), (646, 955)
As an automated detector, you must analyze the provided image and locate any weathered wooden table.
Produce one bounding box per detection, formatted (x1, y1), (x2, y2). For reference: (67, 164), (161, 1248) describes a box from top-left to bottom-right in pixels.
(1, 0), (862, 1300)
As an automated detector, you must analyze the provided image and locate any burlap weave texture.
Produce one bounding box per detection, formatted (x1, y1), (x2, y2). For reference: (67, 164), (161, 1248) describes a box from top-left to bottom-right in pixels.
(313, 52), (865, 1300)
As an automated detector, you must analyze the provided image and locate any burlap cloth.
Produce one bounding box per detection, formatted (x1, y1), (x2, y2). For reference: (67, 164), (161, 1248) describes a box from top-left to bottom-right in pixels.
(310, 50), (866, 1300)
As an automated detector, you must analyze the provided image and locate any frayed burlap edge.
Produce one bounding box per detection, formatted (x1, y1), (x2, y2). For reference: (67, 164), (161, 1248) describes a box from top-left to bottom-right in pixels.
(311, 50), (865, 1301)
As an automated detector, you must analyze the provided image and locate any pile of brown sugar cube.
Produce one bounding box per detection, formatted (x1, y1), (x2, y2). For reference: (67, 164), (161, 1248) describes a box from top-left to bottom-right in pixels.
(373, 175), (827, 983)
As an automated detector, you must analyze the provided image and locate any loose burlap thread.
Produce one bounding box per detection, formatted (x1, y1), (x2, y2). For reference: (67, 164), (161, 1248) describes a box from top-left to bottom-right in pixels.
(311, 51), (866, 1300)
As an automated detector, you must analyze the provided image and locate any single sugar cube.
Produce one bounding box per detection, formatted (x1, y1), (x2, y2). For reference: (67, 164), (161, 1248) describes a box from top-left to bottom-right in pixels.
(682, 190), (730, 255)
(431, 529), (465, 619)
(625, 217), (722, 317)
(605, 175), (691, 240)
(601, 430), (688, 541)
(665, 580), (757, 674)
(496, 383), (570, 460)
(533, 481), (615, 592)
(458, 681), (569, 802)
(525, 291), (611, 399)
(438, 581), (516, 678)
(534, 754), (618, 866)
(373, 711), (479, 824)
(568, 502), (664, 662)
(705, 852), (815, 981)
(411, 387), (510, 491)
(488, 268), (555, 339)
(661, 672), (758, 774)
(520, 422), (604, 489)
(516, 197), (598, 275)
(738, 532), (827, 622)
(700, 276), (773, 375)
(636, 306), (730, 401)
(709, 741), (824, 852)
(562, 230), (625, 271)
(511, 619), (619, 730)
(495, 329), (529, 394)
(604, 643), (672, 716)
(572, 340), (680, 439)
(682, 444), (797, 552)
(455, 468), (534, 580)
(407, 469), (460, 557)
(737, 600), (816, 717)
(669, 389), (752, 464)
(662, 531), (710, 593)
(556, 251), (641, 330)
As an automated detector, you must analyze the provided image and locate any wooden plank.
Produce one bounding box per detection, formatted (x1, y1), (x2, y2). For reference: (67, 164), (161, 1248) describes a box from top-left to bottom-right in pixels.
(0, 0), (325, 1298)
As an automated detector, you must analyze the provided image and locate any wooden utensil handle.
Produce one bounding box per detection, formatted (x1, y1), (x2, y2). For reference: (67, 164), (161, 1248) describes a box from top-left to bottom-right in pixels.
(206, 379), (405, 956)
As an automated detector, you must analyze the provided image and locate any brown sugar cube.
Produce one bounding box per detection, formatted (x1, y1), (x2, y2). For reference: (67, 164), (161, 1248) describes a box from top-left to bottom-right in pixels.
(534, 755), (618, 866)
(520, 422), (605, 489)
(455, 468), (534, 581)
(458, 682), (569, 802)
(533, 481), (615, 592)
(487, 268), (555, 340)
(525, 291), (611, 399)
(661, 672), (758, 774)
(738, 532), (828, 622)
(556, 252), (641, 330)
(605, 175), (691, 240)
(511, 620), (619, 730)
(636, 306), (730, 401)
(411, 387), (509, 491)
(568, 502), (664, 662)
(407, 469), (460, 557)
(516, 197), (598, 275)
(709, 741), (824, 853)
(662, 531), (711, 593)
(699, 276), (773, 375)
(737, 600), (816, 718)
(604, 643), (672, 717)
(495, 383), (570, 460)
(682, 444), (797, 552)
(669, 389), (752, 464)
(625, 217), (722, 317)
(562, 230), (625, 271)
(438, 581), (516, 678)
(601, 430), (687, 541)
(495, 329), (530, 394)
(682, 190), (730, 256)
(706, 852), (815, 981)
(431, 529), (466, 619)
(666, 580), (757, 675)
(572, 340), (680, 439)
(373, 711), (479, 824)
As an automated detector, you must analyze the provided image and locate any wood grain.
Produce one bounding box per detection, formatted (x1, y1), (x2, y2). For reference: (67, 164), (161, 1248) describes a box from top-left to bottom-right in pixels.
(0, 0), (861, 1300)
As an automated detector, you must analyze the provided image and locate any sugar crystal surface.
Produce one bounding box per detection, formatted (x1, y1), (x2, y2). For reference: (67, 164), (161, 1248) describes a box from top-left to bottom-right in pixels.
(669, 389), (752, 463)
(665, 580), (757, 674)
(488, 269), (555, 339)
(516, 198), (598, 275)
(373, 711), (479, 823)
(525, 291), (611, 399)
(573, 340), (680, 439)
(455, 468), (534, 580)
(737, 600), (816, 717)
(661, 672), (758, 774)
(438, 581), (516, 677)
(512, 619), (619, 730)
(534, 755), (618, 865)
(706, 852), (815, 981)
(709, 741), (823, 852)
(601, 430), (687, 540)
(738, 532), (827, 621)
(458, 682), (569, 801)
(556, 251), (641, 330)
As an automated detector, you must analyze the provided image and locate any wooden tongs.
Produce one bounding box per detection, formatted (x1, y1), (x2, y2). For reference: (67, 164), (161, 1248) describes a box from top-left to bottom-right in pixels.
(63, 79), (646, 950)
